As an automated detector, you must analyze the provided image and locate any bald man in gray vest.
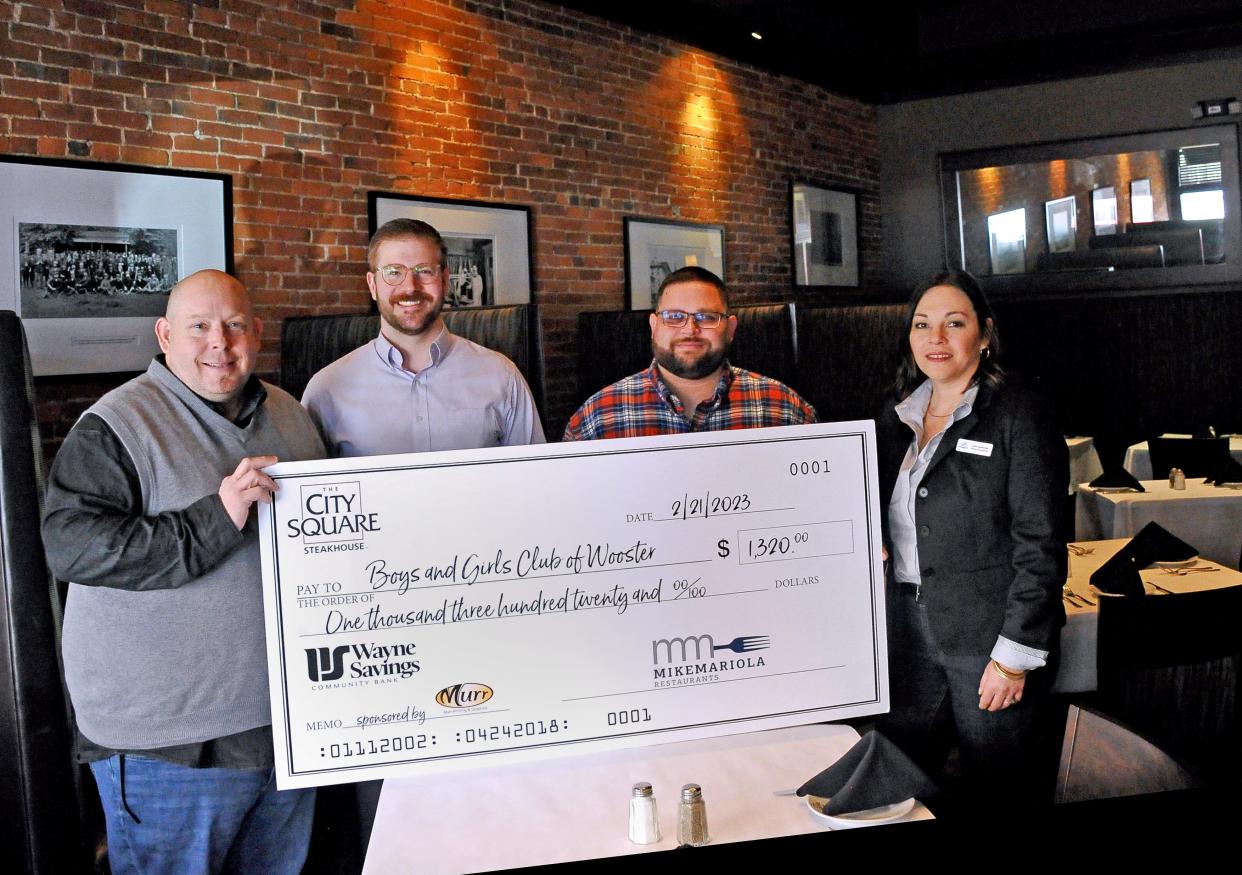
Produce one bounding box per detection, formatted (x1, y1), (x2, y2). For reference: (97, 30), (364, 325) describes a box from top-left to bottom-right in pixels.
(43, 270), (325, 875)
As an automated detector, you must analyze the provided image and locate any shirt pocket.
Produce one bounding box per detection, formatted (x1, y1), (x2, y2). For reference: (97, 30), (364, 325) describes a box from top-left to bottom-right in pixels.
(439, 408), (502, 449)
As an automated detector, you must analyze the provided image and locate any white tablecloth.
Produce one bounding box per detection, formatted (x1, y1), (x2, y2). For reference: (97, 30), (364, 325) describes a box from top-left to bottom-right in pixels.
(1066, 437), (1103, 494)
(1074, 479), (1242, 569)
(363, 723), (931, 873)
(1053, 538), (1242, 693)
(1122, 435), (1242, 480)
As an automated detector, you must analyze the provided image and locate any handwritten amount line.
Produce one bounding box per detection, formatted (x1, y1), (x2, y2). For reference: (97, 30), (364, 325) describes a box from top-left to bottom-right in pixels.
(296, 589), (759, 639)
(564, 665), (847, 701)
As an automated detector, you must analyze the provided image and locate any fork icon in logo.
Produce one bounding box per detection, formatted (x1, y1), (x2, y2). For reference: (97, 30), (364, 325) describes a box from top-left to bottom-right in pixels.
(712, 636), (769, 654)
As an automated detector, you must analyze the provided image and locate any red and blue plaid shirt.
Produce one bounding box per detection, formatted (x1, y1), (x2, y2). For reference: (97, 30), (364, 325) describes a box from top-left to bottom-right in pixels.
(563, 361), (816, 441)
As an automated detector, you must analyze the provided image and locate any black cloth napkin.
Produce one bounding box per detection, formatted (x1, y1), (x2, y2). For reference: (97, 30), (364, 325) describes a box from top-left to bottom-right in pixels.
(796, 730), (937, 816)
(1207, 456), (1242, 485)
(1090, 522), (1198, 595)
(1088, 467), (1145, 492)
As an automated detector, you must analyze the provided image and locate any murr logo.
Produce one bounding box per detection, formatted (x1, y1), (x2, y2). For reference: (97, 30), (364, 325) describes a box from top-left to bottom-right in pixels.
(435, 683), (494, 708)
(306, 645), (350, 682)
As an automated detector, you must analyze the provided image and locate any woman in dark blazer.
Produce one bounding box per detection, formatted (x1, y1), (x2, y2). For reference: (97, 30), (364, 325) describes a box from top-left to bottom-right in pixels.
(877, 271), (1067, 803)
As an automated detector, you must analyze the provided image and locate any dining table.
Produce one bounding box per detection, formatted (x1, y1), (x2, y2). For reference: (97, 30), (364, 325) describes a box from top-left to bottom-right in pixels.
(362, 723), (931, 873)
(1065, 436), (1104, 493)
(1053, 538), (1242, 694)
(1122, 434), (1242, 480)
(1074, 478), (1242, 569)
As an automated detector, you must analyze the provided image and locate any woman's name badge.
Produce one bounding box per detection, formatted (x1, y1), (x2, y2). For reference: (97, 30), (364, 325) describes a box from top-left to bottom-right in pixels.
(956, 438), (993, 457)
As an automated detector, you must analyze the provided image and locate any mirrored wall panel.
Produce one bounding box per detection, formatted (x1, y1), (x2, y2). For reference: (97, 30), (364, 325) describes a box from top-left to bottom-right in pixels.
(940, 125), (1242, 291)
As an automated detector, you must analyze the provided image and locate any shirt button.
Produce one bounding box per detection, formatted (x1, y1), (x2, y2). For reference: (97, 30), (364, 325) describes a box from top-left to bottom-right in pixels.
(417, 416), (424, 422)
(918, 525), (930, 537)
(917, 487), (929, 498)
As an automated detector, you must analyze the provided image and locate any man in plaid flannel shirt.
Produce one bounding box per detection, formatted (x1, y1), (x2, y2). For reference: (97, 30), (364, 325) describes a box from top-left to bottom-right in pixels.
(563, 267), (815, 440)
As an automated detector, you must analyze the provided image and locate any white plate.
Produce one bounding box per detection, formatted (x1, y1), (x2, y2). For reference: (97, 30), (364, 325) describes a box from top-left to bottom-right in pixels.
(805, 795), (915, 829)
(1153, 556), (1198, 568)
(1088, 583), (1127, 597)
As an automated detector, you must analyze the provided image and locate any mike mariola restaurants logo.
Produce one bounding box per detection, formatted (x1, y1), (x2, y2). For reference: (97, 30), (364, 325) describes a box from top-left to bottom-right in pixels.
(305, 641), (420, 688)
(651, 633), (770, 688)
(286, 481), (380, 553)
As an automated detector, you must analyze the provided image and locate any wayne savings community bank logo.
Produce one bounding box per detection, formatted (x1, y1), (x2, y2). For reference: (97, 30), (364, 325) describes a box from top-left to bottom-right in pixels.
(305, 641), (421, 685)
(284, 481), (380, 551)
(650, 632), (770, 688)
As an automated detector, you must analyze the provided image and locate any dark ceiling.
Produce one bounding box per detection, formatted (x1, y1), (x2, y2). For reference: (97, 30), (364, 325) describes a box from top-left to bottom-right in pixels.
(551, 0), (1242, 103)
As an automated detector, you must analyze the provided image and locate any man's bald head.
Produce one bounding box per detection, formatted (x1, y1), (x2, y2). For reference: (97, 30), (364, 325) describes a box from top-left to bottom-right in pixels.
(155, 270), (262, 413)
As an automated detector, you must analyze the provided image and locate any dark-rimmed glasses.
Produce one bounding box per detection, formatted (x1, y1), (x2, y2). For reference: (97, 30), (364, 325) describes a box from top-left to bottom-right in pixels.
(376, 263), (443, 286)
(655, 309), (729, 329)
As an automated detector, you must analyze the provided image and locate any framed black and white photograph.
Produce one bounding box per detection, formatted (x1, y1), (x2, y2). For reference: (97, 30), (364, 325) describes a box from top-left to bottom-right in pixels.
(1044, 196), (1078, 253)
(0, 157), (231, 375)
(791, 181), (859, 287)
(1092, 186), (1118, 236)
(368, 193), (533, 308)
(623, 216), (725, 310)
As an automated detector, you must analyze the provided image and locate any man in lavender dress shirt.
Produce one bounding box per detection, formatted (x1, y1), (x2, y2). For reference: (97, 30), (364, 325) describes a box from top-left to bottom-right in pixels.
(302, 218), (544, 457)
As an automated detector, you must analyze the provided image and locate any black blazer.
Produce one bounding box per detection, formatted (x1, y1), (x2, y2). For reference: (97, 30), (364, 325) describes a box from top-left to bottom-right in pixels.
(877, 383), (1068, 656)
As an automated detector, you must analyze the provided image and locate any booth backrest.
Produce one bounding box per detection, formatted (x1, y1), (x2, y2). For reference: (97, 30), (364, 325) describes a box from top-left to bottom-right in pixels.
(280, 305), (546, 423)
(795, 303), (906, 422)
(0, 311), (82, 873)
(574, 303), (800, 403)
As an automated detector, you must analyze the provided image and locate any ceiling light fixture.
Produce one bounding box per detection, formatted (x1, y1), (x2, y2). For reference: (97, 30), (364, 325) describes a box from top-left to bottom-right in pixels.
(750, 32), (762, 40)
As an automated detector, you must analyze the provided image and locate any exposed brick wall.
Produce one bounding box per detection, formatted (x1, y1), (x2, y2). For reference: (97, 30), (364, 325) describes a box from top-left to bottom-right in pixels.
(2, 0), (880, 450)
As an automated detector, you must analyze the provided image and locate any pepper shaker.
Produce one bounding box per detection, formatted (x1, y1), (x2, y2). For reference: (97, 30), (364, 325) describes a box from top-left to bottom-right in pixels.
(677, 783), (710, 847)
(1171, 468), (1187, 490)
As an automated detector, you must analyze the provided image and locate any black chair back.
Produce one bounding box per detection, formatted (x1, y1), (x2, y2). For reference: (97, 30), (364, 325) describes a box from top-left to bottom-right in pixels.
(1096, 585), (1242, 782)
(280, 305), (546, 425)
(1147, 436), (1231, 479)
(0, 311), (84, 872)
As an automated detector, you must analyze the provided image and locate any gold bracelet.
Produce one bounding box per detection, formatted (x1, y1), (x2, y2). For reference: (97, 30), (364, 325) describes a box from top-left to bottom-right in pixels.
(991, 660), (1026, 682)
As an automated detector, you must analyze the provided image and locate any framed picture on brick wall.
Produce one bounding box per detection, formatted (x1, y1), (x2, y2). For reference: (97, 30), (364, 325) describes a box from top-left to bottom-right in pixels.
(0, 156), (232, 376)
(369, 193), (533, 309)
(791, 181), (859, 288)
(623, 217), (725, 310)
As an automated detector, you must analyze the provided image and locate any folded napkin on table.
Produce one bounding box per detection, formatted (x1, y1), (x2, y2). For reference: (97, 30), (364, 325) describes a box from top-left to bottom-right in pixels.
(1090, 522), (1198, 595)
(1206, 456), (1242, 485)
(1088, 467), (1145, 492)
(796, 730), (937, 816)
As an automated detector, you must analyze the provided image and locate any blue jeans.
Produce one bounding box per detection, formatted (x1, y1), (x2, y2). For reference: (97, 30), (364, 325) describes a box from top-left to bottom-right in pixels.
(90, 755), (315, 875)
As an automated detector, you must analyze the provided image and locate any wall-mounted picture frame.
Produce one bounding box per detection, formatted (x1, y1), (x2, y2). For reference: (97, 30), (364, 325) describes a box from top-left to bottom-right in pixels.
(368, 192), (533, 309)
(1130, 178), (1154, 224)
(987, 207), (1027, 275)
(623, 216), (725, 310)
(1044, 196), (1078, 253)
(1092, 186), (1118, 236)
(0, 156), (232, 376)
(791, 181), (859, 287)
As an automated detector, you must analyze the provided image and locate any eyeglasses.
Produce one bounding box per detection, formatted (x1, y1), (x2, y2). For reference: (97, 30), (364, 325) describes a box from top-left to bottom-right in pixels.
(656, 309), (729, 329)
(376, 263), (443, 286)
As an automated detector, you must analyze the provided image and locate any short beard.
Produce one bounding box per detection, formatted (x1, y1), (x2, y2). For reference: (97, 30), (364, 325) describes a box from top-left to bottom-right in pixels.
(655, 343), (728, 380)
(380, 293), (442, 336)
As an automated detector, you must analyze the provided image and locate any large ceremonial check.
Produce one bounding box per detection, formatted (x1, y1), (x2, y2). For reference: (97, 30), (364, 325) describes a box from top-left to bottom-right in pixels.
(258, 422), (888, 789)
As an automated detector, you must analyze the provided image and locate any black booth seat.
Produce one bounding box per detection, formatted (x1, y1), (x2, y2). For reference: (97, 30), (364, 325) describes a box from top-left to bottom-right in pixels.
(0, 310), (86, 873)
(279, 305), (546, 426)
(573, 303), (802, 407)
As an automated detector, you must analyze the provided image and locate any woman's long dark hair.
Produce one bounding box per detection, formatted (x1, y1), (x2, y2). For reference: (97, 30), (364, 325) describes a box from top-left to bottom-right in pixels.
(891, 270), (1005, 399)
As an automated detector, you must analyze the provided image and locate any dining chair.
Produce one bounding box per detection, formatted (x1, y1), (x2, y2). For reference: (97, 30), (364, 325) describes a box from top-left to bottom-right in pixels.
(1055, 704), (1196, 803)
(1095, 585), (1242, 785)
(1147, 436), (1230, 479)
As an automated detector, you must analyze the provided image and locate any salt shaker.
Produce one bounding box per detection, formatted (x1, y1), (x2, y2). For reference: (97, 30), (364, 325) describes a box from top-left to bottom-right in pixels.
(628, 782), (661, 844)
(1171, 468), (1187, 490)
(677, 783), (710, 846)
